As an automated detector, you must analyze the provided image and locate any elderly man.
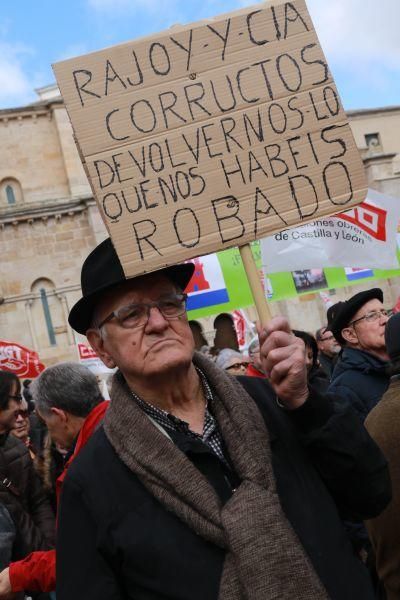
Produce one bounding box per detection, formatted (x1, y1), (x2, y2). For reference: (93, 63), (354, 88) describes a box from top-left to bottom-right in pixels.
(0, 363), (108, 598)
(328, 288), (390, 422)
(56, 239), (390, 600)
(315, 326), (341, 379)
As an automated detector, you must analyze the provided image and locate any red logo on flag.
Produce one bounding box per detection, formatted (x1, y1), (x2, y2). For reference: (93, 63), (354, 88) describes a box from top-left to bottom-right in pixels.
(77, 344), (98, 360)
(337, 202), (387, 241)
(0, 340), (45, 378)
(185, 258), (210, 293)
(233, 310), (246, 347)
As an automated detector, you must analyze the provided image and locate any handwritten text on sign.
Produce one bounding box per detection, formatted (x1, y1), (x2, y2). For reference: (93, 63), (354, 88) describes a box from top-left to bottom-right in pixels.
(53, 0), (367, 277)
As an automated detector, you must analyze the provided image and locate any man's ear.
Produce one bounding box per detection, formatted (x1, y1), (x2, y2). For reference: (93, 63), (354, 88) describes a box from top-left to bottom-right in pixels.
(86, 329), (116, 369)
(341, 326), (357, 345)
(50, 407), (68, 423)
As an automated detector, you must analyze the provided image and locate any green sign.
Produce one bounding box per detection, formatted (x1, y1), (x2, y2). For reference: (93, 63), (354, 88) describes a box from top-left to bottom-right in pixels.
(187, 243), (400, 320)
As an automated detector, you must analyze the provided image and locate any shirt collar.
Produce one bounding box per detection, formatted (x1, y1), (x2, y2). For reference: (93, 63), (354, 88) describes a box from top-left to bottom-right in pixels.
(131, 367), (214, 434)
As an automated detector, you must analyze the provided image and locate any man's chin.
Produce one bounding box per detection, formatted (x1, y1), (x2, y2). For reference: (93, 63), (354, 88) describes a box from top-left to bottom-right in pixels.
(145, 351), (192, 374)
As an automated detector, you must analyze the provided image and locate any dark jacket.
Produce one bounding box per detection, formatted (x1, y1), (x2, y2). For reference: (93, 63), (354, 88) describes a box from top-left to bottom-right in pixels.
(57, 378), (390, 600)
(318, 352), (338, 379)
(0, 433), (55, 560)
(329, 348), (390, 422)
(0, 503), (15, 570)
(365, 377), (400, 600)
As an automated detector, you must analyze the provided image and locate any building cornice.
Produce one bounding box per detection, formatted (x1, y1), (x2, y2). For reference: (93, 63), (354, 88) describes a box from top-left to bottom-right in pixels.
(0, 98), (64, 122)
(363, 152), (397, 165)
(347, 105), (400, 119)
(0, 195), (93, 226)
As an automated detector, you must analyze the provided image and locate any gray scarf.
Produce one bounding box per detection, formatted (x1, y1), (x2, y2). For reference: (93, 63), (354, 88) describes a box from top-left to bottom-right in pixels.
(104, 352), (329, 599)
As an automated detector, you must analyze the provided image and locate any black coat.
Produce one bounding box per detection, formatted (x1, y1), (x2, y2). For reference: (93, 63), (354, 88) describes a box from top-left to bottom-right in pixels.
(329, 348), (390, 422)
(57, 377), (390, 600)
(0, 434), (55, 559)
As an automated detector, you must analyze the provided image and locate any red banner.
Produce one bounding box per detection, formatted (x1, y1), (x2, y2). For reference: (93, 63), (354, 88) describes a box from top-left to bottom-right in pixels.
(0, 340), (45, 378)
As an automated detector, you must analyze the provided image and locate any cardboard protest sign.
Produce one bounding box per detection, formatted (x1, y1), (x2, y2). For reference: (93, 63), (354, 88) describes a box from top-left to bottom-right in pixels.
(53, 0), (367, 279)
(261, 189), (400, 272)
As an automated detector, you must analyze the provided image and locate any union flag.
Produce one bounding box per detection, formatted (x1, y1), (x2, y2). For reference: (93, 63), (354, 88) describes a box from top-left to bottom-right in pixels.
(337, 201), (387, 241)
(0, 340), (45, 378)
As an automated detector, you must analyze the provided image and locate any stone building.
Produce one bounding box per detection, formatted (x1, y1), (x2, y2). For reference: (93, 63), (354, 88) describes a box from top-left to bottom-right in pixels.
(1, 86), (400, 363)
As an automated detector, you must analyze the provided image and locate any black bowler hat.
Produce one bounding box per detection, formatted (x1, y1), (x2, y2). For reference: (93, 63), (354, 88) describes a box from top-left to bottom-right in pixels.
(69, 238), (195, 335)
(328, 288), (384, 345)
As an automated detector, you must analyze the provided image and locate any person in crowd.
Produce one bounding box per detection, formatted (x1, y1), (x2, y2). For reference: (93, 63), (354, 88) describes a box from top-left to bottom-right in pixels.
(0, 371), (55, 563)
(215, 349), (249, 375)
(292, 330), (329, 394)
(315, 326), (341, 379)
(0, 362), (108, 599)
(23, 380), (47, 456)
(10, 397), (37, 460)
(328, 288), (391, 570)
(55, 238), (390, 600)
(328, 288), (390, 422)
(245, 337), (267, 378)
(10, 398), (64, 512)
(364, 313), (400, 600)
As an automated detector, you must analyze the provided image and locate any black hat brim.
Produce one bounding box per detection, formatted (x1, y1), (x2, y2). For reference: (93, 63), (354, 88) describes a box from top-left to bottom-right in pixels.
(69, 262), (195, 335)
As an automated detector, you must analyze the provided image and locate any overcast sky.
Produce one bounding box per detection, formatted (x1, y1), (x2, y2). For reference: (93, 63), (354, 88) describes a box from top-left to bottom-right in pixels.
(0, 0), (399, 110)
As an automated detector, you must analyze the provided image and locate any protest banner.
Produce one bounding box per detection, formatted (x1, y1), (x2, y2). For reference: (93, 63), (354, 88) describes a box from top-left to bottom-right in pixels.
(77, 343), (115, 375)
(261, 189), (400, 272)
(0, 341), (45, 378)
(53, 0), (367, 322)
(186, 243), (400, 319)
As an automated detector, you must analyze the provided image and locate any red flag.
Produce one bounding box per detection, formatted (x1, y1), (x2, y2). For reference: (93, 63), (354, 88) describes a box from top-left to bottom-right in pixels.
(233, 310), (246, 348)
(0, 340), (45, 378)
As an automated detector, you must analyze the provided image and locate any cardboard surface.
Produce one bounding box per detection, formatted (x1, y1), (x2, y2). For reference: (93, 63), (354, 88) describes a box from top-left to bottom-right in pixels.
(53, 0), (367, 278)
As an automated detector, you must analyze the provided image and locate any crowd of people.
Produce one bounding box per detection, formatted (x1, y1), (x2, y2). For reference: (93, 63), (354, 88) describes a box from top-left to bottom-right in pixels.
(0, 237), (399, 599)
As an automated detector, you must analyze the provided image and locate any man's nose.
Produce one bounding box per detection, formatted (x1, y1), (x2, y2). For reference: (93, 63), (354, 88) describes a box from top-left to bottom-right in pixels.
(15, 414), (24, 423)
(145, 306), (169, 331)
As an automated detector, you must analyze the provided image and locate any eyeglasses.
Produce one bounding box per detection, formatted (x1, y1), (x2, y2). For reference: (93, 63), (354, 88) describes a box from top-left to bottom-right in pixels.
(349, 309), (389, 327)
(226, 363), (248, 371)
(97, 293), (188, 330)
(13, 409), (29, 419)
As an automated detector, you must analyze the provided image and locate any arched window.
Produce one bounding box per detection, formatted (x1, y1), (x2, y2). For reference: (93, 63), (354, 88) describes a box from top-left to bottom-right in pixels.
(5, 185), (16, 205)
(0, 178), (23, 207)
(30, 279), (68, 349)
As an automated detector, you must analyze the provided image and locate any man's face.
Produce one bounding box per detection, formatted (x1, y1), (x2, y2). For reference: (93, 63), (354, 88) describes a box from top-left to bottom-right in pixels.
(87, 274), (195, 383)
(317, 329), (341, 357)
(342, 298), (389, 356)
(0, 382), (22, 434)
(36, 407), (74, 450)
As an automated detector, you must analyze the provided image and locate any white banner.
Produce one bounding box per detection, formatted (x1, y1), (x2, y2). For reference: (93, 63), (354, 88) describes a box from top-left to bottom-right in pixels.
(261, 189), (399, 273)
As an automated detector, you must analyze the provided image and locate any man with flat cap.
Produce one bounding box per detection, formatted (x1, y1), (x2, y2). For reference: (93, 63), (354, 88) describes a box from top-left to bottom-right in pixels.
(328, 288), (390, 423)
(56, 239), (390, 600)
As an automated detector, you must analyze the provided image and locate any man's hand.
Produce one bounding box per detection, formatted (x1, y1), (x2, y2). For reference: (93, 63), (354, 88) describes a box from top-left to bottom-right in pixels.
(0, 568), (15, 599)
(258, 317), (309, 410)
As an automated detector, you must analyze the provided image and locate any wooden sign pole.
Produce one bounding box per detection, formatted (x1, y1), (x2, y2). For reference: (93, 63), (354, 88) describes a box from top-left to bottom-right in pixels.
(239, 244), (272, 325)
